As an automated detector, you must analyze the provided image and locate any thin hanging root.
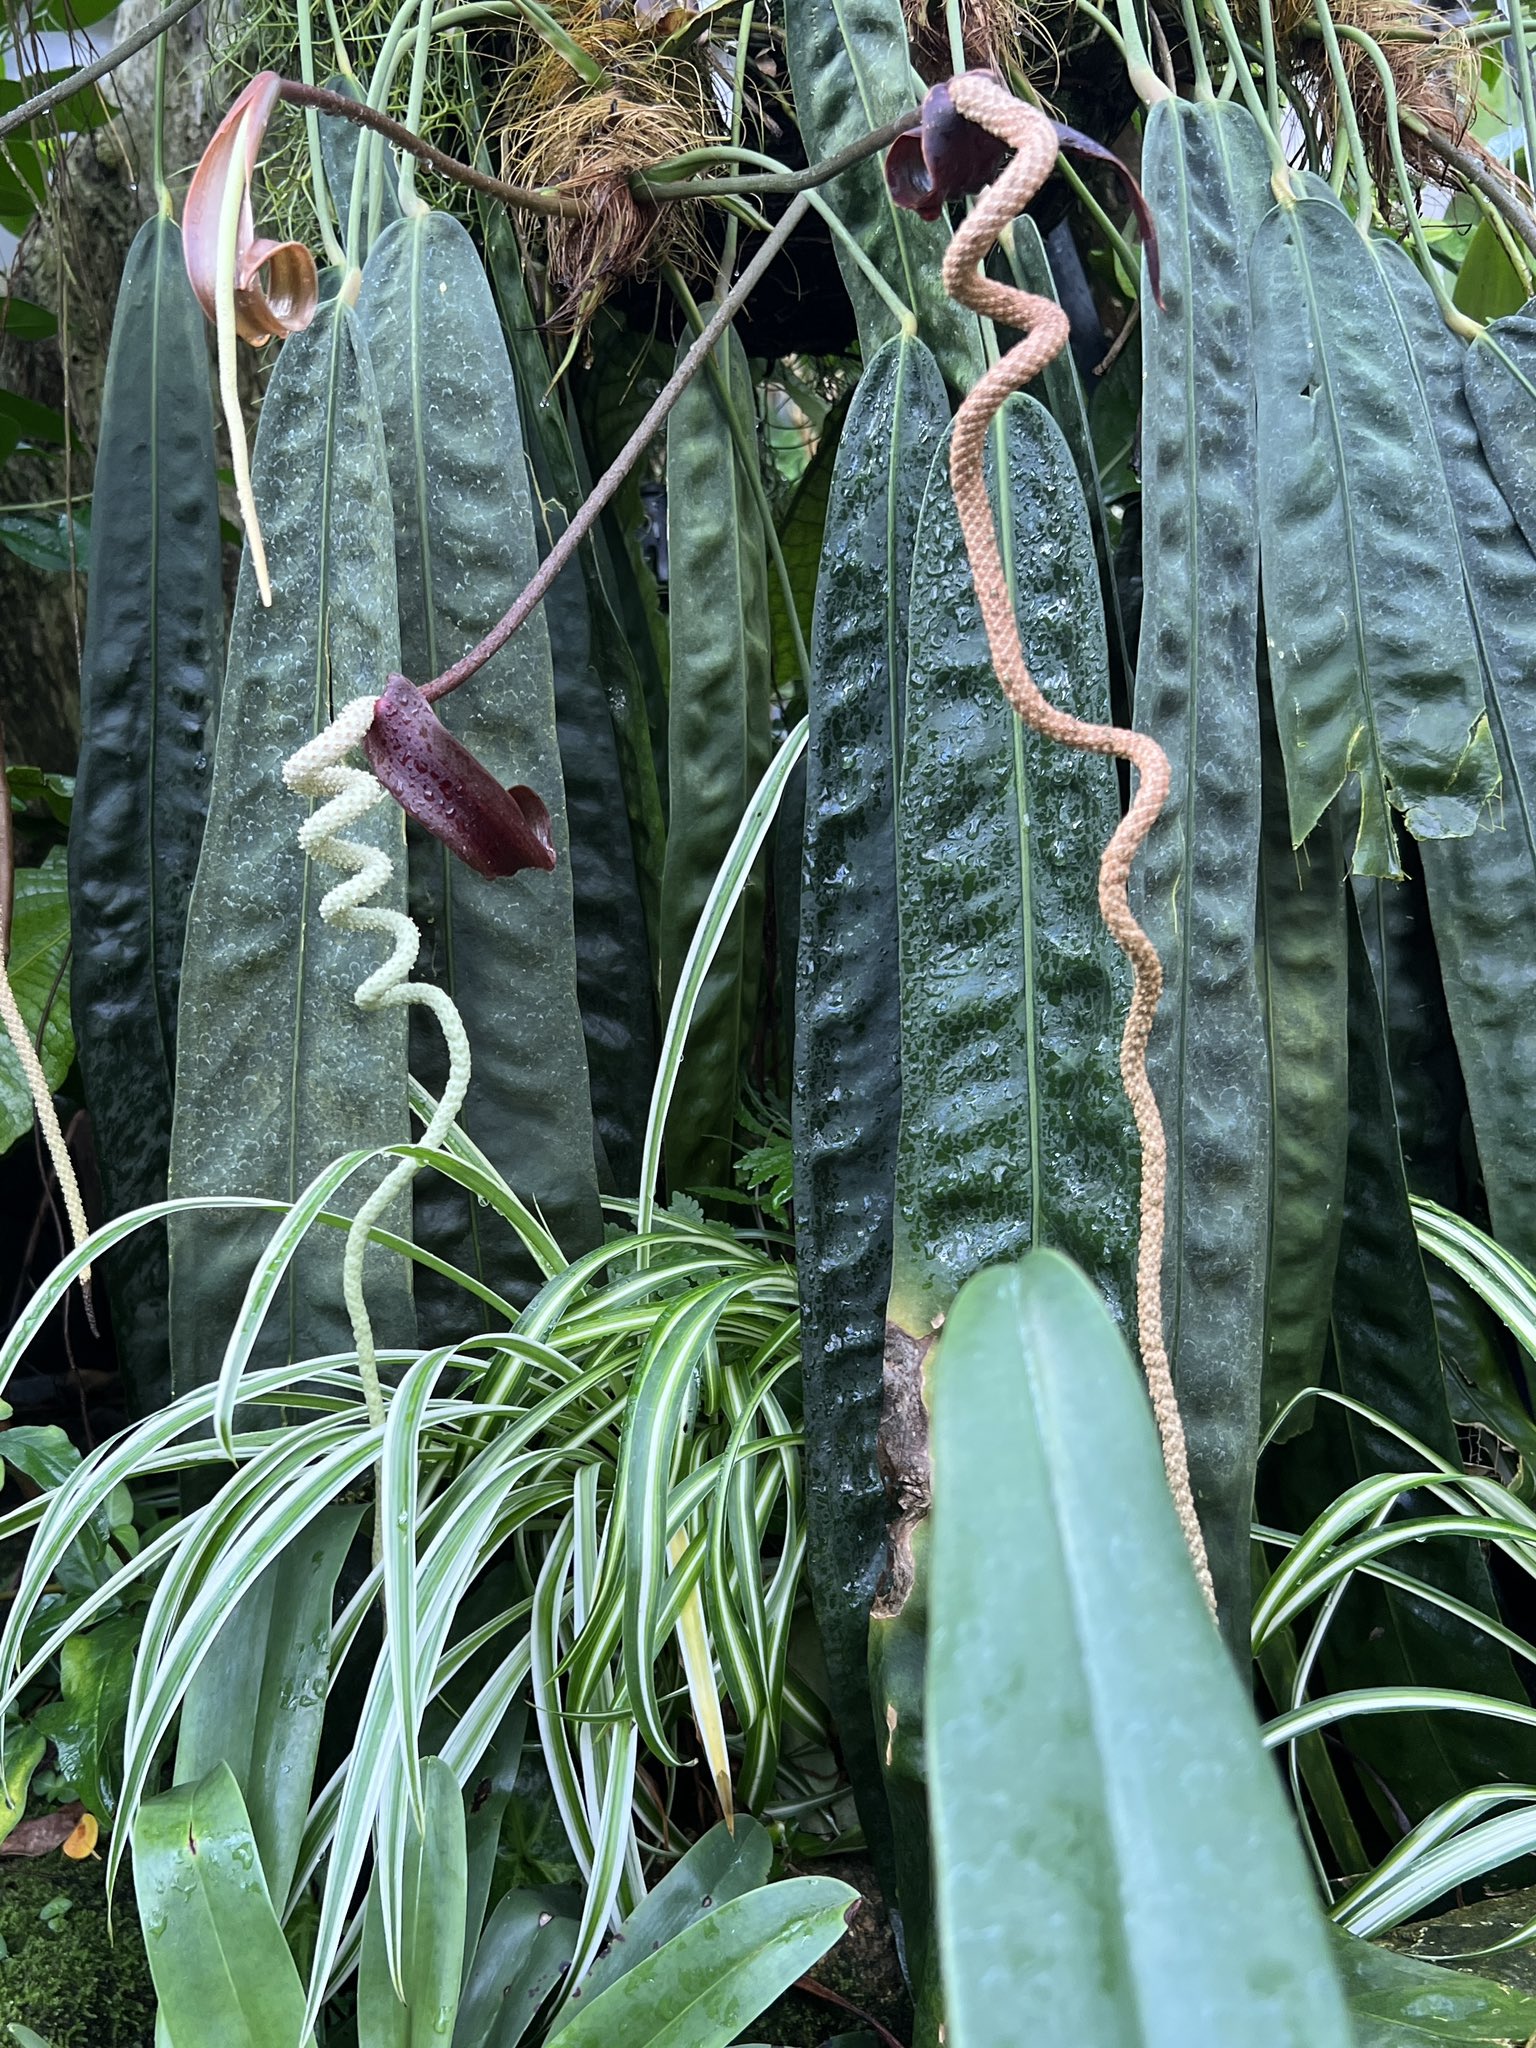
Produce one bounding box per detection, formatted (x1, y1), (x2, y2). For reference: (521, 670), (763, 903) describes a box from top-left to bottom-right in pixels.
(0, 967), (94, 1329)
(936, 72), (1216, 1618)
(282, 695), (471, 1432)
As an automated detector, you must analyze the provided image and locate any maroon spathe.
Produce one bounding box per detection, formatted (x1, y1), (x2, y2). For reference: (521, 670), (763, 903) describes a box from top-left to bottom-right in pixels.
(885, 71), (1163, 305)
(363, 673), (557, 880)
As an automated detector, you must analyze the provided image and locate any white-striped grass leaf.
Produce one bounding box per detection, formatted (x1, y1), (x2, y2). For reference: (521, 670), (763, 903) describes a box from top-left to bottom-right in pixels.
(287, 1561), (547, 1923)
(553, 1259), (748, 1346)
(670, 1445), (733, 1831)
(571, 1465), (628, 1897)
(0, 1356), (385, 1712)
(379, 1346), (465, 1831)
(515, 1229), (762, 1355)
(1255, 1522), (1536, 1675)
(408, 1076), (568, 1279)
(1265, 1686), (1536, 1753)
(440, 1635), (535, 1781)
(110, 1422), (389, 1902)
(1258, 1513), (1536, 1645)
(567, 1457), (733, 1713)
(639, 721), (809, 1243)
(114, 1420), (358, 1752)
(285, 1628), (526, 1924)
(705, 1362), (800, 1785)
(723, 1366), (773, 1681)
(1413, 1197), (1536, 1365)
(532, 1513), (593, 1874)
(1251, 1470), (1455, 1643)
(0, 1193), (298, 1398)
(1334, 1784), (1536, 1934)
(305, 1445), (537, 2034)
(211, 1146), (403, 1451)
(1338, 1798), (1536, 1938)
(618, 1278), (765, 1762)
(561, 1721), (641, 2002)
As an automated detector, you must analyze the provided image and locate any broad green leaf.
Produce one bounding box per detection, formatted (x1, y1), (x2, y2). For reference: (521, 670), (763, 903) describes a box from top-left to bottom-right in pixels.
(1463, 302), (1536, 555)
(1372, 243), (1536, 1282)
(167, 298), (413, 1394)
(464, 70), (662, 1174)
(1251, 191), (1496, 875)
(1257, 671), (1347, 1434)
(0, 1727), (45, 1844)
(548, 1816), (771, 2028)
(454, 1886), (578, 2048)
(1453, 217), (1527, 323)
(0, 72), (114, 132)
(1006, 213), (1135, 698)
(7, 765), (72, 824)
(927, 1250), (1353, 2046)
(315, 72), (401, 258)
(132, 1763), (312, 2048)
(547, 1877), (855, 2047)
(70, 211), (222, 1416)
(0, 849), (73, 1154)
(0, 297), (57, 341)
(358, 1755), (468, 2045)
(891, 397), (1134, 1343)
(33, 1614), (138, 1821)
(1335, 1930), (1536, 2045)
(358, 211), (602, 1323)
(0, 510), (87, 573)
(0, 388), (66, 446)
(881, 394), (1133, 2021)
(175, 1503), (360, 1907)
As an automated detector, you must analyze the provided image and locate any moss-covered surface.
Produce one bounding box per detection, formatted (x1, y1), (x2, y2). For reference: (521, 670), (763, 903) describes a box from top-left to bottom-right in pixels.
(0, 1856), (155, 2047)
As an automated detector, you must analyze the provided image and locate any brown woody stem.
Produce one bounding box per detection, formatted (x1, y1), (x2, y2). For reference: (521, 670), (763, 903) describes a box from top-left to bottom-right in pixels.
(277, 79), (580, 216)
(422, 189), (812, 702)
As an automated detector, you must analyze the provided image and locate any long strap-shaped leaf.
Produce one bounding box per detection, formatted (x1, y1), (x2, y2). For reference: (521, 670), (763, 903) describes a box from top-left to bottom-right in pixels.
(545, 1876), (857, 2048)
(890, 396), (1133, 1345)
(357, 1754), (467, 2039)
(1256, 672), (1347, 1434)
(134, 1764), (314, 2048)
(1134, 95), (1273, 1640)
(781, 0), (980, 388)
(1251, 184), (1497, 877)
(792, 331), (946, 1896)
(168, 298), (413, 1391)
(878, 394), (1132, 2030)
(1463, 298), (1536, 556)
(174, 1500), (361, 1912)
(659, 316), (771, 1197)
(1266, 903), (1528, 1824)
(1373, 242), (1536, 1276)
(358, 211), (602, 1324)
(927, 1250), (1354, 2048)
(69, 211), (223, 1415)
